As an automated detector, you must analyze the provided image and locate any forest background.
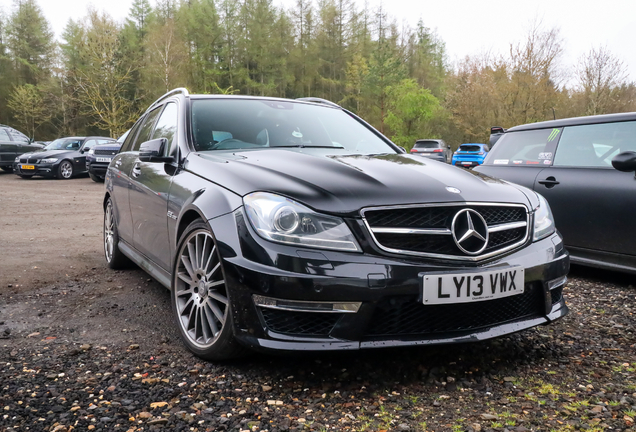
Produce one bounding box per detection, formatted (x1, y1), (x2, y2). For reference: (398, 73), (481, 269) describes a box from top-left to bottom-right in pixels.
(1, 0), (635, 149)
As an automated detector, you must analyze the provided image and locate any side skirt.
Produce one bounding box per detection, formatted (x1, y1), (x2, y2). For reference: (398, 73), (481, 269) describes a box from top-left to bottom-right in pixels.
(118, 240), (172, 289)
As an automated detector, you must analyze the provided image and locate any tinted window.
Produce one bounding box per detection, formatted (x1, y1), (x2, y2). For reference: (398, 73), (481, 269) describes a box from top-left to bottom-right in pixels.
(0, 129), (10, 141)
(151, 102), (178, 155)
(132, 107), (162, 151)
(191, 99), (395, 155)
(414, 141), (441, 148)
(45, 138), (83, 150)
(121, 120), (143, 153)
(553, 121), (636, 168)
(484, 128), (561, 166)
(459, 145), (482, 152)
(8, 128), (29, 142)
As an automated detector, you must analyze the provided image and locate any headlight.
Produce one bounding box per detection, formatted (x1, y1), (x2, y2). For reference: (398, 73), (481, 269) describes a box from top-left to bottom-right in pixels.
(41, 158), (58, 164)
(88, 149), (95, 155)
(533, 193), (555, 241)
(244, 192), (361, 252)
(14, 156), (20, 162)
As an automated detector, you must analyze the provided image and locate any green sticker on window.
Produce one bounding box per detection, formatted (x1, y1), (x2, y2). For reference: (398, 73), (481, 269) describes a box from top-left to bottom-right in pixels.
(547, 128), (560, 142)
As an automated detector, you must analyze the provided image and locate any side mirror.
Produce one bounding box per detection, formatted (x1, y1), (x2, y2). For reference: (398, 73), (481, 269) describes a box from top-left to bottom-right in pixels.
(80, 147), (90, 154)
(398, 146), (407, 154)
(612, 151), (636, 174)
(139, 138), (173, 163)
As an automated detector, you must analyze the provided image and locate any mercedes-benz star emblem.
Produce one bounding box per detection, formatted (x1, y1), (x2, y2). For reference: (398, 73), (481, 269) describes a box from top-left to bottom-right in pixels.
(451, 209), (489, 255)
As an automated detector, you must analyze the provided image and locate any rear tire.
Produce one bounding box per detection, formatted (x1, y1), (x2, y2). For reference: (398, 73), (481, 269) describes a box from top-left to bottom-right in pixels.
(104, 198), (132, 269)
(89, 172), (103, 182)
(19, 175), (33, 179)
(172, 219), (246, 361)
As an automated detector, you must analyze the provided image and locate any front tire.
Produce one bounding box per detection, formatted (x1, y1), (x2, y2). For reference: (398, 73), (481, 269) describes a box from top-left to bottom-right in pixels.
(172, 220), (245, 360)
(19, 174), (33, 179)
(104, 198), (131, 269)
(58, 160), (73, 179)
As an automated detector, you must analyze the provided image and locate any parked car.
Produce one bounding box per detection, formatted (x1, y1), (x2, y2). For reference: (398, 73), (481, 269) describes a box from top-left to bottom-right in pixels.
(0, 125), (43, 173)
(410, 139), (452, 163)
(490, 126), (506, 147)
(14, 136), (115, 179)
(475, 112), (636, 274)
(103, 89), (569, 360)
(452, 143), (490, 168)
(86, 131), (128, 182)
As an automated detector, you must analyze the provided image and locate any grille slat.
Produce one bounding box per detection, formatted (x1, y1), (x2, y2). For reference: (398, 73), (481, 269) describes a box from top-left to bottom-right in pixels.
(260, 308), (341, 336)
(94, 149), (118, 155)
(366, 283), (543, 336)
(363, 204), (528, 260)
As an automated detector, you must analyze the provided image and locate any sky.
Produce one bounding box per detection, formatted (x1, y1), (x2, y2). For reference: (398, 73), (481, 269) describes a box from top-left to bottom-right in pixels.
(1, 0), (635, 85)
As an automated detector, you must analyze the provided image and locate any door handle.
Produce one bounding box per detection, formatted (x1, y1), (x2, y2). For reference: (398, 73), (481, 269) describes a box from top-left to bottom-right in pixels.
(538, 176), (560, 188)
(131, 162), (141, 178)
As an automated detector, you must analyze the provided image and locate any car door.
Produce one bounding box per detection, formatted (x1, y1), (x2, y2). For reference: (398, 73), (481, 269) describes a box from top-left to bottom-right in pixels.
(533, 120), (636, 256)
(0, 128), (16, 166)
(128, 102), (178, 271)
(77, 139), (97, 173)
(110, 114), (158, 245)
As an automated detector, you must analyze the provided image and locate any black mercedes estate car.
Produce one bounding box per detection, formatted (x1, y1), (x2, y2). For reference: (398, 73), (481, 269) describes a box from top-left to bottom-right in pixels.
(104, 88), (569, 360)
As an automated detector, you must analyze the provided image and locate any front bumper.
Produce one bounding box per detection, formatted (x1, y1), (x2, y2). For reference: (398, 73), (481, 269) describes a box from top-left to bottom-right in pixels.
(414, 153), (447, 163)
(452, 157), (485, 167)
(13, 162), (56, 177)
(210, 210), (569, 352)
(86, 161), (109, 177)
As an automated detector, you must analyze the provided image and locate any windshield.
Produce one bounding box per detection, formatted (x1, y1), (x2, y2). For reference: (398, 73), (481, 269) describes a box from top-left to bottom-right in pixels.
(483, 128), (561, 166)
(190, 99), (396, 155)
(414, 141), (441, 148)
(45, 138), (83, 151)
(459, 145), (483, 152)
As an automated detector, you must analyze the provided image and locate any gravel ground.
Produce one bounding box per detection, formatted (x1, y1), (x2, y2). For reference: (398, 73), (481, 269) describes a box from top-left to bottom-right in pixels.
(1, 174), (636, 432)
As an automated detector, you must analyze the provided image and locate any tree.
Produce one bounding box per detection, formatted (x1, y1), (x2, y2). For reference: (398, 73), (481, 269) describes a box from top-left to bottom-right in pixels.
(7, 84), (50, 138)
(576, 46), (633, 115)
(385, 79), (442, 149)
(5, 0), (54, 85)
(75, 9), (140, 137)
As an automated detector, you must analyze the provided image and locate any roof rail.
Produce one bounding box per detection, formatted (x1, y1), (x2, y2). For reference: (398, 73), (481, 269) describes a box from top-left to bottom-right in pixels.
(147, 87), (190, 112)
(295, 97), (341, 108)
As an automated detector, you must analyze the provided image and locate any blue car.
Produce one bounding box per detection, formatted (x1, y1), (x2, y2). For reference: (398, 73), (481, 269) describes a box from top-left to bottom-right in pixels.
(452, 143), (490, 168)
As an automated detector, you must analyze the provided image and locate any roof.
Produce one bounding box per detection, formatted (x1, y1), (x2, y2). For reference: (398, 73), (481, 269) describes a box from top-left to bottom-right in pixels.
(508, 112), (636, 132)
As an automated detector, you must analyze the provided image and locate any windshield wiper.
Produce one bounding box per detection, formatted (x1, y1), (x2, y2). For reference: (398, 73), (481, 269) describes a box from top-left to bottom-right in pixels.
(270, 145), (345, 149)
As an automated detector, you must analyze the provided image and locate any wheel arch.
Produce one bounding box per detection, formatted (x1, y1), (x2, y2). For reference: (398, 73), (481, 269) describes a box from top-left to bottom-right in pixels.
(176, 208), (207, 246)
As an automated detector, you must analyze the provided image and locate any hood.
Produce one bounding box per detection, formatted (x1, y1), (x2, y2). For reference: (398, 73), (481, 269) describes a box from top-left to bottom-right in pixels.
(21, 149), (77, 159)
(187, 149), (533, 215)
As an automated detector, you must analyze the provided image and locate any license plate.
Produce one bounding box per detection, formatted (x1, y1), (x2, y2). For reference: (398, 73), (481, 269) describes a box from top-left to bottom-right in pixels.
(21, 165), (35, 170)
(422, 267), (524, 305)
(96, 157), (112, 163)
(462, 162), (472, 165)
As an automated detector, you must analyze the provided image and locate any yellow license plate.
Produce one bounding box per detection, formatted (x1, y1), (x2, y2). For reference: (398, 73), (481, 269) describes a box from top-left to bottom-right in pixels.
(21, 165), (35, 170)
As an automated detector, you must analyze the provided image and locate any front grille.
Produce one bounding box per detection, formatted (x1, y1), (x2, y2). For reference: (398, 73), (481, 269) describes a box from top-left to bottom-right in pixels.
(365, 283), (543, 337)
(551, 287), (563, 304)
(260, 308), (341, 336)
(363, 204), (529, 260)
(95, 149), (118, 155)
(20, 157), (39, 164)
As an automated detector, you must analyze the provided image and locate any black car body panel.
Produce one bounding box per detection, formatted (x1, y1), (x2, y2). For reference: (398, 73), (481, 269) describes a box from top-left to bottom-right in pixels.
(0, 125), (42, 169)
(476, 112), (636, 273)
(104, 90), (569, 356)
(14, 136), (114, 178)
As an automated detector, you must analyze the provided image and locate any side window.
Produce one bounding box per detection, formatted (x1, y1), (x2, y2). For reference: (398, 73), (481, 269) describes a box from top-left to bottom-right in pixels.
(0, 129), (10, 141)
(132, 107), (162, 151)
(484, 128), (561, 166)
(98, 139), (113, 145)
(151, 103), (178, 155)
(8, 128), (29, 143)
(121, 120), (143, 153)
(553, 121), (636, 168)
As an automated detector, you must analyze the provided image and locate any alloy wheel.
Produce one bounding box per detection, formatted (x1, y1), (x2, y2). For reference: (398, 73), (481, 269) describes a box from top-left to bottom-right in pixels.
(104, 201), (115, 263)
(60, 161), (73, 179)
(174, 230), (228, 348)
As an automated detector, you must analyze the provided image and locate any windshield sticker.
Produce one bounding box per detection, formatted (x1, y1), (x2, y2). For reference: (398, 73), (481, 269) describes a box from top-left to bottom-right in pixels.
(538, 152), (553, 160)
(527, 161), (540, 164)
(494, 159), (509, 165)
(547, 128), (561, 142)
(543, 160), (551, 165)
(512, 160), (523, 164)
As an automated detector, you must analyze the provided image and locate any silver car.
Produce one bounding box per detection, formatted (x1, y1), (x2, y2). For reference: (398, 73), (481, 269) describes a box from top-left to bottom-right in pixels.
(410, 139), (452, 163)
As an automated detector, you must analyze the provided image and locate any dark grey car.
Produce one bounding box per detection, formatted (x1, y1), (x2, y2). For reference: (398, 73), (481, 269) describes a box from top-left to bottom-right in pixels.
(410, 139), (452, 163)
(0, 125), (43, 172)
(475, 112), (636, 274)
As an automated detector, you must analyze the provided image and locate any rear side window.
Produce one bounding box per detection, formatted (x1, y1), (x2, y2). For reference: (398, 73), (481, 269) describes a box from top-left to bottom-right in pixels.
(121, 120), (143, 153)
(8, 128), (29, 142)
(553, 121), (636, 168)
(484, 128), (561, 166)
(414, 141), (441, 148)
